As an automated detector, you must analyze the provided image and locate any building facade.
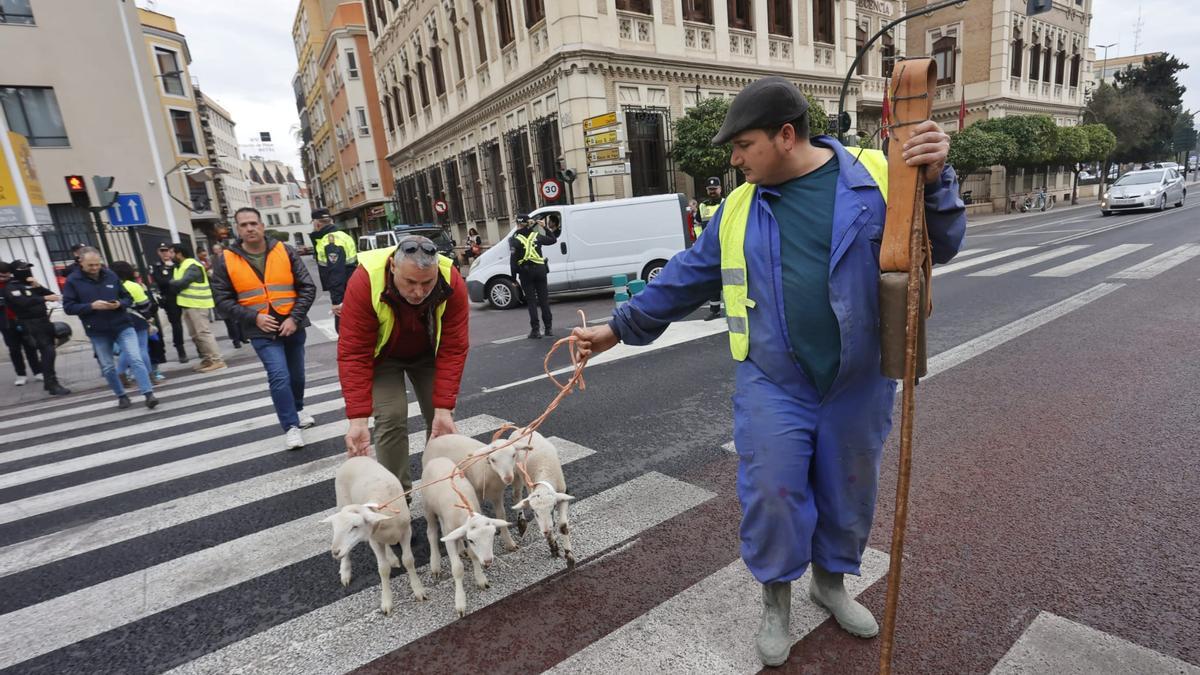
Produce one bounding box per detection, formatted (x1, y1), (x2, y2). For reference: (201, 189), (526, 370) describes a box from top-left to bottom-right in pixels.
(196, 88), (252, 229)
(0, 0), (192, 286)
(908, 0), (1094, 210)
(365, 0), (888, 246)
(244, 157), (312, 249)
(1089, 51), (1163, 93)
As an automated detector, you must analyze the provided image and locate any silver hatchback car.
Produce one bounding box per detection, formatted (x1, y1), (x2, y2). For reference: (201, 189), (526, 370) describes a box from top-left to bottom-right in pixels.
(1101, 168), (1186, 215)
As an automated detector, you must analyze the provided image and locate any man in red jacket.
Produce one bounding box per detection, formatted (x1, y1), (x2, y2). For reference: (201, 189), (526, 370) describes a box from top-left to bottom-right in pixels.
(338, 235), (469, 491)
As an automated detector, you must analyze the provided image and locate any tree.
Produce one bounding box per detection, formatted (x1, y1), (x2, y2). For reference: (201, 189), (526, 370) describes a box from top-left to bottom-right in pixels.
(947, 124), (1017, 194)
(1110, 53), (1189, 160)
(1085, 82), (1162, 165)
(1054, 126), (1089, 205)
(975, 115), (1058, 210)
(804, 93), (829, 137)
(1081, 123), (1117, 192)
(670, 97), (732, 181)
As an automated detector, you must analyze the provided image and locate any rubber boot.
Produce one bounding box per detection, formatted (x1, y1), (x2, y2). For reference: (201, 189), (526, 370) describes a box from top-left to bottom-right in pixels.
(756, 582), (791, 667)
(809, 565), (879, 638)
(176, 346), (189, 363)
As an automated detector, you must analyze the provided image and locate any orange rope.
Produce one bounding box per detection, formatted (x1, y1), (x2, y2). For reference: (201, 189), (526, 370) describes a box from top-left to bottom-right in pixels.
(374, 309), (592, 514)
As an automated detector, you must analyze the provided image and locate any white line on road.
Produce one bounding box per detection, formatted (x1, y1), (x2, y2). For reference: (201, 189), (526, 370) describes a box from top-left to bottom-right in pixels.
(990, 612), (1200, 674)
(967, 245), (1091, 277)
(164, 472), (715, 675)
(1038, 203), (1200, 247)
(933, 247), (1038, 277)
(1109, 243), (1200, 279)
(547, 548), (889, 674)
(1032, 244), (1150, 277)
(311, 318), (339, 341)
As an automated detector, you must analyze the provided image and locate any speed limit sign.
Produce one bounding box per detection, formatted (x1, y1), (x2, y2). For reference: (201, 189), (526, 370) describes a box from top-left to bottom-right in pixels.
(539, 178), (563, 202)
(433, 199), (448, 215)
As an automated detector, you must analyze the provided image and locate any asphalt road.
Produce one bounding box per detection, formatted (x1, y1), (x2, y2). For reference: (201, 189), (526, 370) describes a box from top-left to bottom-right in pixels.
(0, 199), (1197, 674)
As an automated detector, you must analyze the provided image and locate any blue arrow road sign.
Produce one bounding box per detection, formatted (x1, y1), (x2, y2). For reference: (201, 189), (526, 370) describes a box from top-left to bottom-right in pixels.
(106, 193), (148, 227)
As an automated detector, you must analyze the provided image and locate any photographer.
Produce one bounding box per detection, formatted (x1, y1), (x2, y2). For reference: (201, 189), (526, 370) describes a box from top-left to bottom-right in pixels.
(0, 261), (70, 396)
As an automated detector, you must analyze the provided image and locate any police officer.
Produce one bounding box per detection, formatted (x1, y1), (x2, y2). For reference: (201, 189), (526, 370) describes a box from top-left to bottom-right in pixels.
(309, 208), (358, 333)
(0, 261), (70, 396)
(150, 243), (188, 362)
(509, 213), (558, 339)
(697, 176), (725, 318)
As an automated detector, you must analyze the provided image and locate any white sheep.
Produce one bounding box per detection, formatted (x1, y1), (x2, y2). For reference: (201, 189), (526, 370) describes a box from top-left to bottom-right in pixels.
(508, 429), (577, 567)
(423, 433), (520, 551)
(322, 456), (427, 615)
(422, 455), (511, 617)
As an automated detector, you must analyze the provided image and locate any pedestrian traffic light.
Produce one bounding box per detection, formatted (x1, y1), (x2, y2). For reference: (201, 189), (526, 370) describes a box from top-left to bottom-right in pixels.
(64, 175), (90, 209)
(93, 175), (118, 209)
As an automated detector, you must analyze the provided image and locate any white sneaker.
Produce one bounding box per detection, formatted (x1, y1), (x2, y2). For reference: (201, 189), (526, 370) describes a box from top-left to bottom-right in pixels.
(14, 376), (26, 386)
(297, 410), (315, 428)
(285, 426), (304, 450)
(34, 374), (44, 382)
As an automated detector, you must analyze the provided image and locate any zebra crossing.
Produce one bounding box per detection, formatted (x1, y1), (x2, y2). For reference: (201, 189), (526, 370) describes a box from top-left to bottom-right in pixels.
(937, 242), (1200, 280)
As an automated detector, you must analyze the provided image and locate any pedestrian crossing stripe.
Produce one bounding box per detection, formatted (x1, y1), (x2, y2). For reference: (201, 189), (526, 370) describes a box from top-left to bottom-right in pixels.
(1032, 243), (1151, 277)
(1108, 243), (1200, 279)
(927, 242), (1200, 280)
(967, 245), (1090, 277)
(933, 247), (1037, 276)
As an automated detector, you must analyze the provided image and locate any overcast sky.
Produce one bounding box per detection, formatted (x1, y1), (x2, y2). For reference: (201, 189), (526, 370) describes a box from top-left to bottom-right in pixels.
(140, 0), (1197, 183)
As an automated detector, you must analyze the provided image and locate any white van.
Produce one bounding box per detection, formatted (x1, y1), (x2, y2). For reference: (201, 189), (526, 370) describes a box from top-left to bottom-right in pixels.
(466, 193), (690, 309)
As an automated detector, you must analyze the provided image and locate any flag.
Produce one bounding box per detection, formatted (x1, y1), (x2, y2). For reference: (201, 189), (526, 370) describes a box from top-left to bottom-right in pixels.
(958, 88), (967, 131)
(881, 79), (891, 139)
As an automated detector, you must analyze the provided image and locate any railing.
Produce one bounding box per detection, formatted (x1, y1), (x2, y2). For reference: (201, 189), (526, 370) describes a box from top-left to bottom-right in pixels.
(1010, 77), (1021, 92)
(530, 23), (549, 53)
(683, 21), (714, 51)
(502, 44), (518, 74)
(936, 84), (956, 101)
(768, 36), (792, 61)
(617, 11), (654, 45)
(814, 43), (835, 68)
(729, 28), (756, 57)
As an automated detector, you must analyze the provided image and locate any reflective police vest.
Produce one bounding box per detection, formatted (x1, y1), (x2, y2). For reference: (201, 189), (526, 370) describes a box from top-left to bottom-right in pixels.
(315, 230), (358, 267)
(172, 257), (214, 309)
(222, 243), (298, 316)
(695, 199), (723, 239)
(718, 146), (889, 360)
(514, 232), (545, 265)
(360, 247), (455, 357)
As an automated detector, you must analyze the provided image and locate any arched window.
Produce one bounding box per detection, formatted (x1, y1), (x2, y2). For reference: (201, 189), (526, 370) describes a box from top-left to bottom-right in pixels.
(1055, 50), (1066, 85)
(1011, 37), (1024, 78)
(1070, 53), (1081, 87)
(1029, 43), (1041, 79)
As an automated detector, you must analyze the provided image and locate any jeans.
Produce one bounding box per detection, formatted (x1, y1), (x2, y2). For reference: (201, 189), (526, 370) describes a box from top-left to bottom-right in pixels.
(117, 325), (154, 378)
(91, 327), (152, 396)
(250, 328), (307, 431)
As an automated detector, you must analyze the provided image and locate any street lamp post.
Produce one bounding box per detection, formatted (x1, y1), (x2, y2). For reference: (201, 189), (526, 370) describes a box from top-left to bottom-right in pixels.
(1096, 42), (1117, 85)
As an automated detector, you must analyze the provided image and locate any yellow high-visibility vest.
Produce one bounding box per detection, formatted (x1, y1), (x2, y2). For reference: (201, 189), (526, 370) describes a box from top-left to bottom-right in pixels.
(360, 247), (455, 357)
(514, 232), (545, 265)
(172, 257), (214, 309)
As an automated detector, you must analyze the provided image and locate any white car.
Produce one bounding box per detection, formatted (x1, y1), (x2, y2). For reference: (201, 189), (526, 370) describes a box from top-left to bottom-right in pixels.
(467, 193), (690, 309)
(1100, 168), (1187, 215)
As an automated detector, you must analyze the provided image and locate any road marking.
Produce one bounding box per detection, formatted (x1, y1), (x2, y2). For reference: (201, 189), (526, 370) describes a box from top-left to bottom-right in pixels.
(990, 611), (1200, 674)
(492, 334), (528, 345)
(721, 441), (737, 453)
(1109, 243), (1200, 279)
(1039, 203), (1200, 246)
(933, 247), (1037, 277)
(969, 217), (1095, 238)
(546, 548), (889, 673)
(1032, 244), (1150, 277)
(0, 398), (414, 527)
(482, 319), (728, 393)
(312, 318), (339, 341)
(952, 248), (992, 258)
(0, 381), (346, 467)
(164, 471), (715, 675)
(967, 245), (1091, 277)
(0, 415), (512, 575)
(490, 316), (613, 345)
(0, 371), (336, 445)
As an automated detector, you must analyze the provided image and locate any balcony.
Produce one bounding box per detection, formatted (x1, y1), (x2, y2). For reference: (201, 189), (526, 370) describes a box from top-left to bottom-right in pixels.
(936, 84), (956, 101)
(729, 28), (756, 58)
(683, 21), (714, 52)
(502, 44), (519, 75)
(617, 11), (654, 45)
(530, 22), (549, 54)
(814, 43), (835, 69)
(768, 36), (792, 61)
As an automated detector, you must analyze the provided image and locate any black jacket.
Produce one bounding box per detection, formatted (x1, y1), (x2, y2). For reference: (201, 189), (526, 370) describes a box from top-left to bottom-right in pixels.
(310, 224), (356, 305)
(149, 260), (178, 303)
(509, 225), (558, 277)
(62, 268), (134, 337)
(210, 238), (318, 340)
(1, 279), (54, 322)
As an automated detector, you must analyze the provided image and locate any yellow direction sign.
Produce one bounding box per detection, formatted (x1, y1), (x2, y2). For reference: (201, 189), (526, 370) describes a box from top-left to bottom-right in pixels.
(587, 146), (625, 164)
(583, 112), (619, 132)
(585, 129), (620, 148)
(0, 132), (51, 226)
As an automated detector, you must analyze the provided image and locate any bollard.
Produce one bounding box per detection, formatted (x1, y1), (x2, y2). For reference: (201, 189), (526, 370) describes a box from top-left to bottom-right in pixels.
(614, 290), (630, 308)
(611, 274), (628, 289)
(627, 279), (646, 295)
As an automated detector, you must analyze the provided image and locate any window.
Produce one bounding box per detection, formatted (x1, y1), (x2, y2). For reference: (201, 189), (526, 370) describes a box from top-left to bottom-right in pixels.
(345, 48), (359, 78)
(767, 0), (791, 36)
(253, 196), (262, 208)
(0, 86), (68, 146)
(524, 0), (545, 27)
(431, 45), (447, 96)
(813, 0), (834, 44)
(616, 0), (652, 13)
(0, 0), (34, 24)
(505, 129), (535, 215)
(267, 213), (281, 226)
(384, 95), (395, 132)
(626, 110), (670, 197)
(392, 85), (404, 127)
(155, 48), (186, 96)
(496, 0), (515, 48)
(288, 211), (301, 224)
(856, 24), (868, 76)
(462, 151), (484, 220)
(1055, 50), (1066, 85)
(365, 0), (378, 35)
(1042, 46), (1052, 82)
(293, 233), (304, 247)
(169, 109), (199, 154)
(1011, 38), (1023, 78)
(474, 3), (488, 63)
(727, 0), (752, 30)
(881, 31), (895, 79)
(1070, 53), (1081, 87)
(356, 107), (369, 136)
(1029, 43), (1040, 79)
(404, 75), (417, 118)
(416, 62), (430, 108)
(366, 160), (380, 189)
(533, 116), (561, 186)
(453, 23), (466, 80)
(682, 0), (711, 23)
(932, 35), (956, 85)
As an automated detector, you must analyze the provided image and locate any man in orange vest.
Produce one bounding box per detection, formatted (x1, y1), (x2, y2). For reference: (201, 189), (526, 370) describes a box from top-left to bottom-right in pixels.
(211, 207), (318, 450)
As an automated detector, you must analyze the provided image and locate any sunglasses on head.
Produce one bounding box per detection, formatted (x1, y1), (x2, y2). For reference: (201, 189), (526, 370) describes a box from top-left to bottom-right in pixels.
(399, 240), (438, 255)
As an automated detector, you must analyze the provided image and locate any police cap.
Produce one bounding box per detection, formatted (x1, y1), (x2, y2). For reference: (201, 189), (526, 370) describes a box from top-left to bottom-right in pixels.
(705, 177), (722, 189)
(311, 208), (332, 220)
(711, 76), (810, 145)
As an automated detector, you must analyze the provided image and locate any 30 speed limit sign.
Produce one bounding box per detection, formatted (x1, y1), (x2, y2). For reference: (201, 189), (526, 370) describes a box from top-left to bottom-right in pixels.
(539, 178), (563, 202)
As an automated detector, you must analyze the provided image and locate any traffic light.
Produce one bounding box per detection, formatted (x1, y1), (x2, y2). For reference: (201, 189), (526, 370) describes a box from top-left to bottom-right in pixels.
(93, 175), (118, 209)
(837, 111), (853, 134)
(64, 175), (90, 209)
(1026, 0), (1052, 15)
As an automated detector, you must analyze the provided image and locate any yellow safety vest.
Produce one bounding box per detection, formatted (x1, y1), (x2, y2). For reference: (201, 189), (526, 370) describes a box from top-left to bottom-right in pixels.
(315, 230), (358, 266)
(514, 232), (545, 265)
(121, 279), (149, 304)
(360, 247), (455, 357)
(172, 257), (214, 309)
(719, 146), (889, 360)
(695, 200), (723, 239)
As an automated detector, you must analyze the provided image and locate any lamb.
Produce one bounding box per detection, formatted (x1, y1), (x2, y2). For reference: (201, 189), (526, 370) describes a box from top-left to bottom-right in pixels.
(422, 433), (520, 551)
(508, 429), (577, 566)
(321, 456), (427, 615)
(422, 455), (511, 617)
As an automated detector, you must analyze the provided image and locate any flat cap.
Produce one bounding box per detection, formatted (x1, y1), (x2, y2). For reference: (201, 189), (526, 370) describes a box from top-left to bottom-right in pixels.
(712, 76), (809, 145)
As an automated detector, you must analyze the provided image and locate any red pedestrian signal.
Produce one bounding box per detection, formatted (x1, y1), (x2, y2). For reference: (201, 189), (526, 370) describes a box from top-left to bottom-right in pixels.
(65, 175), (86, 192)
(65, 175), (91, 208)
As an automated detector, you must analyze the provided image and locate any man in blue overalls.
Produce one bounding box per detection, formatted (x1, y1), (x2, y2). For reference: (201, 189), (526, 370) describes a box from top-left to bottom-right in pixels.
(573, 76), (966, 666)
